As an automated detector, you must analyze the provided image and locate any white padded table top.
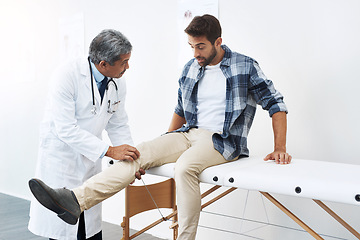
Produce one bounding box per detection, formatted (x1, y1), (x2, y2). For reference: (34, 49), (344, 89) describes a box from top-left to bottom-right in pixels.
(147, 157), (360, 205)
(147, 162), (226, 185)
(224, 157), (360, 206)
(146, 162), (176, 179)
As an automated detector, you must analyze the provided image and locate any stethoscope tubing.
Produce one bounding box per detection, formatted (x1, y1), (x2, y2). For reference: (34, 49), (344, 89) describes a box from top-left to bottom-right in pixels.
(88, 57), (96, 107)
(87, 57), (119, 115)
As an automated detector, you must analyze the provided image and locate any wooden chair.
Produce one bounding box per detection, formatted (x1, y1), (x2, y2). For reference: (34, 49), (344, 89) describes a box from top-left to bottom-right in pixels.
(121, 178), (178, 240)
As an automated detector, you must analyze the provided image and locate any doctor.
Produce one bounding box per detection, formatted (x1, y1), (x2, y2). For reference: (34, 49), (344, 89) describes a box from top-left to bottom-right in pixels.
(28, 29), (140, 240)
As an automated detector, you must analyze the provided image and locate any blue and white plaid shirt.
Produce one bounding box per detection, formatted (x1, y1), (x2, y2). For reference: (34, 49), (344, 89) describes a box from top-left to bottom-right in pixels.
(174, 45), (288, 160)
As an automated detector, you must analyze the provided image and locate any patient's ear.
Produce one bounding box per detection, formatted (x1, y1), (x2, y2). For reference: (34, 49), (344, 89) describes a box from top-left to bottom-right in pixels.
(214, 37), (222, 47)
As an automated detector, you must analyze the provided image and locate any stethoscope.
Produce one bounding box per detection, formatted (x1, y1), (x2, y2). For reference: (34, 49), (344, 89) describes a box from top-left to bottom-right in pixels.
(88, 57), (120, 115)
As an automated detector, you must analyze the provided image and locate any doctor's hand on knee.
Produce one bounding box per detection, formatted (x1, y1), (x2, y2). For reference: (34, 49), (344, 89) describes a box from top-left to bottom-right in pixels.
(105, 144), (140, 161)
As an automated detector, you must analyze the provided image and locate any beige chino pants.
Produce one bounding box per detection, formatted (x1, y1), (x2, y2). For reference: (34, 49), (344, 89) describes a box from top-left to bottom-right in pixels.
(73, 128), (232, 240)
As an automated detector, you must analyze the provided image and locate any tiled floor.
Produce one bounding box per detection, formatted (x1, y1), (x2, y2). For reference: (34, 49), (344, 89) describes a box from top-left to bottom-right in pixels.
(0, 193), (165, 240)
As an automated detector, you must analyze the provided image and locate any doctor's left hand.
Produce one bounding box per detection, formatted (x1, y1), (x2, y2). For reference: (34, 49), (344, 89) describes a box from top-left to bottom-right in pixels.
(105, 144), (140, 161)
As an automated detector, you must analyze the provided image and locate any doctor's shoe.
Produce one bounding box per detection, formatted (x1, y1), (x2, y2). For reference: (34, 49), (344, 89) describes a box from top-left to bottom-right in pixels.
(28, 178), (81, 225)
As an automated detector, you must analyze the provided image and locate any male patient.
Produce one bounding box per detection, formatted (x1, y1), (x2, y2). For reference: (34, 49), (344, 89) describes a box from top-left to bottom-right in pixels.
(29, 14), (291, 240)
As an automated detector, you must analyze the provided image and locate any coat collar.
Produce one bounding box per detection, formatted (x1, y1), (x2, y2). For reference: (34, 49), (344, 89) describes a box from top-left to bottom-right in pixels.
(80, 57), (102, 104)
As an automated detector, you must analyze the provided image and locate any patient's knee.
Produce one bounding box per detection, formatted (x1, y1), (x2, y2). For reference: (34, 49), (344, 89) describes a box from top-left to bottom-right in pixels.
(174, 163), (200, 181)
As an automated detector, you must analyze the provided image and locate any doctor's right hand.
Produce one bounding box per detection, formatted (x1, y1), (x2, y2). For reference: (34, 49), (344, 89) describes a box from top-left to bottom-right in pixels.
(105, 144), (140, 161)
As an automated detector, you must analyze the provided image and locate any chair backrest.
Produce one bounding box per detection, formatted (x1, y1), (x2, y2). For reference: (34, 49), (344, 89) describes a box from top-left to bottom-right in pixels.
(125, 178), (176, 217)
(121, 178), (178, 240)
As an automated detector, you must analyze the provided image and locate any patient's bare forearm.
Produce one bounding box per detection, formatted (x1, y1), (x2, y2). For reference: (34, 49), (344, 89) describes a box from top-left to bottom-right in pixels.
(168, 113), (186, 132)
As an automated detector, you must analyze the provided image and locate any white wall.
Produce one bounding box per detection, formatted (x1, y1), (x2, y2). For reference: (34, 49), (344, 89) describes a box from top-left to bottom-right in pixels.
(1, 0), (360, 239)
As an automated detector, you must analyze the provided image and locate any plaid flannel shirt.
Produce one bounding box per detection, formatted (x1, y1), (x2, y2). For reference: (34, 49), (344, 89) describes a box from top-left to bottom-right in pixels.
(174, 45), (288, 160)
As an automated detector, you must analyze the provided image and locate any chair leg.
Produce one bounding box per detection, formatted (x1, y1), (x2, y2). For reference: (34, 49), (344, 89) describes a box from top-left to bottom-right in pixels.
(121, 216), (130, 240)
(173, 205), (178, 240)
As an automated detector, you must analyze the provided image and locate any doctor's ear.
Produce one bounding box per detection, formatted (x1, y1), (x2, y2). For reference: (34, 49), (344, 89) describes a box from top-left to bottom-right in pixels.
(98, 60), (107, 68)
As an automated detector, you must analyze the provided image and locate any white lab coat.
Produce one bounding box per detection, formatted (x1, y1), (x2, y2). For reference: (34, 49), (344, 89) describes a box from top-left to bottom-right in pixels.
(28, 57), (133, 239)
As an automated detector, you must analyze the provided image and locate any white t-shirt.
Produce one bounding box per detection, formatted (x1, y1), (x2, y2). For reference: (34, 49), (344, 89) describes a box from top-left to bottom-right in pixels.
(196, 62), (226, 133)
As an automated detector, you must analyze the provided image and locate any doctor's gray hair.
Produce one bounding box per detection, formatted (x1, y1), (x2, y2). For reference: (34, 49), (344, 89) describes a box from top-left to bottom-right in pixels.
(89, 29), (132, 65)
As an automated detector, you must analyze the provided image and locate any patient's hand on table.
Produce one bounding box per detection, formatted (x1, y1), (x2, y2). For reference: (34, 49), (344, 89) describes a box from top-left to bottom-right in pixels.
(264, 150), (292, 164)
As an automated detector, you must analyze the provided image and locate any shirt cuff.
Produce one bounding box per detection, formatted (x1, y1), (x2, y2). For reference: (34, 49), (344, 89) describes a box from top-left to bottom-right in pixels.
(100, 145), (109, 158)
(174, 107), (185, 118)
(269, 103), (288, 117)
